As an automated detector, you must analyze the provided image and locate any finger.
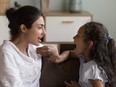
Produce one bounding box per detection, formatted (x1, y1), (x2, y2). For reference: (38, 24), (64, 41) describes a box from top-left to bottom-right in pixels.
(36, 49), (47, 54)
(37, 50), (50, 57)
(71, 80), (77, 84)
(36, 47), (46, 53)
(37, 46), (50, 53)
(37, 47), (52, 54)
(37, 46), (49, 50)
(64, 81), (71, 86)
(48, 55), (59, 62)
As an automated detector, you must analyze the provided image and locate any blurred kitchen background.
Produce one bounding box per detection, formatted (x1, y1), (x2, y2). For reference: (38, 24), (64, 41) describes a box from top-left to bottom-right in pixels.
(9, 0), (116, 41)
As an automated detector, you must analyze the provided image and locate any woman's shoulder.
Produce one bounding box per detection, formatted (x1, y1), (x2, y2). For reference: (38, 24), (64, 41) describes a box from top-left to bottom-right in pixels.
(0, 40), (14, 52)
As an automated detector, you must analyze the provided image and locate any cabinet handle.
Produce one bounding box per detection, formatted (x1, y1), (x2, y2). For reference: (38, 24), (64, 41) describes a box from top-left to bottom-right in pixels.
(62, 21), (74, 23)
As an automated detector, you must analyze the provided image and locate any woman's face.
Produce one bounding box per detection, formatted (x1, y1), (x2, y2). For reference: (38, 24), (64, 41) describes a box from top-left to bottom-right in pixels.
(24, 16), (46, 46)
(73, 26), (86, 56)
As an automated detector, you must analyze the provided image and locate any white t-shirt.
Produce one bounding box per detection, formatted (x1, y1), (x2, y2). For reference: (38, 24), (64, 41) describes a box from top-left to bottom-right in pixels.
(0, 40), (43, 87)
(79, 57), (108, 87)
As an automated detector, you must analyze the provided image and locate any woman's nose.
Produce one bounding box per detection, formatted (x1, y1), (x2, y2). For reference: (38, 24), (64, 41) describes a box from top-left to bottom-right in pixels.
(42, 28), (46, 36)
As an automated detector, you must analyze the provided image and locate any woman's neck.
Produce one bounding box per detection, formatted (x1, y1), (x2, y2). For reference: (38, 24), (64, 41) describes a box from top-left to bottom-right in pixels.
(11, 39), (29, 56)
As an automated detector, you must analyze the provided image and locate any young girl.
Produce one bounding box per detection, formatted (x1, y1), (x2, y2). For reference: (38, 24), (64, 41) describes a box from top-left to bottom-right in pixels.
(37, 22), (116, 87)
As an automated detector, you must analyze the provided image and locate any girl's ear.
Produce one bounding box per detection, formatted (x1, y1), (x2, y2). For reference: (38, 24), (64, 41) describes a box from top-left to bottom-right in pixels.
(20, 24), (27, 33)
(88, 40), (93, 49)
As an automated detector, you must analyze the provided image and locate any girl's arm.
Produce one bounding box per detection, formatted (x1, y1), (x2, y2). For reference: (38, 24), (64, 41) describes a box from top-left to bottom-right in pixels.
(90, 80), (105, 87)
(37, 46), (77, 63)
(65, 81), (81, 87)
(51, 50), (77, 63)
(49, 50), (70, 63)
(64, 80), (104, 87)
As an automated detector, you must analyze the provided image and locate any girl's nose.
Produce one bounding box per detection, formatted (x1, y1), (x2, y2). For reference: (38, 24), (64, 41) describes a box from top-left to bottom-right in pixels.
(73, 35), (76, 39)
(73, 35), (76, 43)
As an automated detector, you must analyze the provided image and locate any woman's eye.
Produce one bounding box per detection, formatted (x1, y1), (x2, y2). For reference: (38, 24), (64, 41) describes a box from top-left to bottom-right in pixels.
(38, 24), (45, 29)
(38, 26), (42, 29)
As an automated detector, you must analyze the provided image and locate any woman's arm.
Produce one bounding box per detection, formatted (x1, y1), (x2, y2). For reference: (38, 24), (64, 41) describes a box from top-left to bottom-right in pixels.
(0, 52), (23, 87)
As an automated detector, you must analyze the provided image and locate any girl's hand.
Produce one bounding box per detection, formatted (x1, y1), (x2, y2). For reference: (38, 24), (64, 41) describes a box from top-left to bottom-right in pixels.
(90, 80), (104, 87)
(36, 45), (59, 58)
(37, 45), (70, 63)
(65, 81), (81, 87)
(36, 45), (63, 63)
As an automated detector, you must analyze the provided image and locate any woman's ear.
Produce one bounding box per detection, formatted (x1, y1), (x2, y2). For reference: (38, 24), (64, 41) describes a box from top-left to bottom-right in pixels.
(20, 24), (27, 33)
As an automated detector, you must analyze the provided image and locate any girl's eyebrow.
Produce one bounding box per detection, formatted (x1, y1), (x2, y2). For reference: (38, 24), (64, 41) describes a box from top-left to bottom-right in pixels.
(78, 30), (80, 33)
(77, 31), (80, 34)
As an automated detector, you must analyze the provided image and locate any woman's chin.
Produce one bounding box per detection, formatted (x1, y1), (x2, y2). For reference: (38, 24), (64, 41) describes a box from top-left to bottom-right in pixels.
(33, 42), (40, 46)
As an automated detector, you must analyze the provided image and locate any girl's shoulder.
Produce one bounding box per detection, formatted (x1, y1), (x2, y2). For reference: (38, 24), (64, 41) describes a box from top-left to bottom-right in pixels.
(82, 60), (108, 83)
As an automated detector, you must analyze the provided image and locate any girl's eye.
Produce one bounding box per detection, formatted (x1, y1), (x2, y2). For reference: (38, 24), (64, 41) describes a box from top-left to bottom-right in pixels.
(76, 34), (79, 37)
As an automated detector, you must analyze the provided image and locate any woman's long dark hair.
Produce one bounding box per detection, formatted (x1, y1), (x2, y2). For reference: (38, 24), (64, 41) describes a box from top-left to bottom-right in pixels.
(6, 6), (43, 40)
(83, 22), (116, 87)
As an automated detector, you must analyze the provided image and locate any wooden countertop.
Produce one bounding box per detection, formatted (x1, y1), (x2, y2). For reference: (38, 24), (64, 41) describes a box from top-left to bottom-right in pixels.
(43, 11), (92, 16)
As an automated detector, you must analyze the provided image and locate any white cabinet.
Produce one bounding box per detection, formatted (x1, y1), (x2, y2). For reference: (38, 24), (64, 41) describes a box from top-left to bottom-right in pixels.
(46, 16), (91, 42)
(44, 11), (92, 42)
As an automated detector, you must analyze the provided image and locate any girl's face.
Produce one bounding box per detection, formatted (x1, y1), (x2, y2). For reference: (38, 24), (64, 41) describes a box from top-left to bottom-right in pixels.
(24, 16), (46, 46)
(73, 26), (87, 57)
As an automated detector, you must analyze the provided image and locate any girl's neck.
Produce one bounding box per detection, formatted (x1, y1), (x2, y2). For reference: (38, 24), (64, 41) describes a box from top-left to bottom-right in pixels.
(83, 54), (93, 63)
(84, 58), (93, 63)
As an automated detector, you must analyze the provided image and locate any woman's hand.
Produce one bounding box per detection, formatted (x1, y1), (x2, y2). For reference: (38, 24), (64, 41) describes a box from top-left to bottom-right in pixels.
(65, 81), (81, 87)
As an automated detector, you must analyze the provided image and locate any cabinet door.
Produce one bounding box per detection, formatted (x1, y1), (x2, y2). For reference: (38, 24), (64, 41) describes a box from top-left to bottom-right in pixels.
(45, 16), (91, 42)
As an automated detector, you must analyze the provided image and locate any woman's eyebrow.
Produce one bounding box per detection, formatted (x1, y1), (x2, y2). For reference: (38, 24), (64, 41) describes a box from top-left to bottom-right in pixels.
(37, 24), (44, 26)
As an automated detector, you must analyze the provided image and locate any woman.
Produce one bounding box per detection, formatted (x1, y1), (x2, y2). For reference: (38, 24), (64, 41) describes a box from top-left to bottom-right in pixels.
(0, 6), (46, 87)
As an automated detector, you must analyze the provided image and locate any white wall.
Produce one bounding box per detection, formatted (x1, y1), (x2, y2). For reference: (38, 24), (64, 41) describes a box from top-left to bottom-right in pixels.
(48, 0), (116, 41)
(0, 16), (10, 44)
(82, 0), (116, 41)
(0, 0), (116, 44)
(10, 0), (40, 9)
